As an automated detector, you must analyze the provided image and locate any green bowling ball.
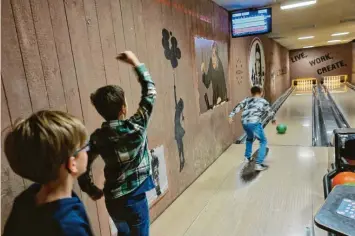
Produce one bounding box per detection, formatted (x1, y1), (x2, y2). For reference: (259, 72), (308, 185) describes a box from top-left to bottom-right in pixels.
(276, 124), (287, 134)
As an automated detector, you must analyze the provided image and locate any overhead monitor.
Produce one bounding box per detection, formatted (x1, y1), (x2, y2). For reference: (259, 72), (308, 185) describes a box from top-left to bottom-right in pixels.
(231, 8), (272, 38)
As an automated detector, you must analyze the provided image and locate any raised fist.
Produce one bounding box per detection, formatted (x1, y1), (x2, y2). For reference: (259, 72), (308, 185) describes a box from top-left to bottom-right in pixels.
(116, 51), (140, 67)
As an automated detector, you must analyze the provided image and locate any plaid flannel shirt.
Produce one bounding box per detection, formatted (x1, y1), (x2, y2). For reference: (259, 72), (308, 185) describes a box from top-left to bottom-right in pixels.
(78, 64), (156, 199)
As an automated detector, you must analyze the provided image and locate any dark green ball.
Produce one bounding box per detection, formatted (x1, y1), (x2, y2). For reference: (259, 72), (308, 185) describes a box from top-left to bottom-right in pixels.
(276, 124), (287, 134)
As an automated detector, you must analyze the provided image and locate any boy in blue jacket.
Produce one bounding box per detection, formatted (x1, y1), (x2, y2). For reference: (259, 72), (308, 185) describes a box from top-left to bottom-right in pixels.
(3, 110), (93, 236)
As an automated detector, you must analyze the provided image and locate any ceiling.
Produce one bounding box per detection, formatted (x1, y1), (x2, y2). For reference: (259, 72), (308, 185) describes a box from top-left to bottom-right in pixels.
(212, 0), (355, 50)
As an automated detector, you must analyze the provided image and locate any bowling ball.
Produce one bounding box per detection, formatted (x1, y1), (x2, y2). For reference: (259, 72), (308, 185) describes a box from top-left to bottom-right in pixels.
(276, 124), (287, 134)
(332, 172), (355, 188)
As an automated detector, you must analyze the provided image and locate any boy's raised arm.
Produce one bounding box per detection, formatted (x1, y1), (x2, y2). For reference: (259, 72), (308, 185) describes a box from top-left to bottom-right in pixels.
(129, 64), (157, 128)
(116, 52), (157, 129)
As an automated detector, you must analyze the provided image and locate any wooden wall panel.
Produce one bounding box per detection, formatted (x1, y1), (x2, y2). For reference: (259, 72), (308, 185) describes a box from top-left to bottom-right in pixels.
(95, 0), (121, 85)
(110, 0), (133, 111)
(29, 0), (67, 111)
(140, 0), (168, 143)
(47, 0), (84, 120)
(120, 0), (140, 115)
(83, 0), (107, 86)
(131, 0), (148, 64)
(1, 0), (33, 120)
(11, 0), (50, 112)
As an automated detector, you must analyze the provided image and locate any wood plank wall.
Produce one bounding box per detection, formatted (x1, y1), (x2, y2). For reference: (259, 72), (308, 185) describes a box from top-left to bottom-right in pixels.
(2, 0), (236, 234)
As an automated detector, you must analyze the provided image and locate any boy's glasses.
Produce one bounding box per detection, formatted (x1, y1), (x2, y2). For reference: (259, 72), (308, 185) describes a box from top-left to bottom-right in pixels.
(73, 142), (91, 157)
(65, 142), (90, 173)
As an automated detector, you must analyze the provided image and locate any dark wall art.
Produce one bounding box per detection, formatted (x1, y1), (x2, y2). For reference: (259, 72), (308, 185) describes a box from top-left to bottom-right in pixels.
(236, 58), (243, 85)
(161, 28), (185, 172)
(289, 43), (352, 80)
(248, 37), (265, 87)
(146, 146), (168, 206)
(195, 37), (229, 113)
(290, 52), (308, 63)
(174, 82), (185, 172)
(162, 29), (181, 69)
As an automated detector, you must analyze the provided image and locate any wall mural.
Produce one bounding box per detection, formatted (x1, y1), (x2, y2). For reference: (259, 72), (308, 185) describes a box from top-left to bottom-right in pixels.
(309, 53), (347, 75)
(161, 28), (185, 172)
(195, 37), (228, 113)
(162, 29), (181, 68)
(146, 145), (168, 205)
(290, 47), (350, 79)
(248, 38), (265, 87)
(236, 58), (243, 85)
(290, 51), (347, 75)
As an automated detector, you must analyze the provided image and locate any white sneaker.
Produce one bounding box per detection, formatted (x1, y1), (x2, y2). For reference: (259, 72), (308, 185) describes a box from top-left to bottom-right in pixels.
(255, 164), (269, 171)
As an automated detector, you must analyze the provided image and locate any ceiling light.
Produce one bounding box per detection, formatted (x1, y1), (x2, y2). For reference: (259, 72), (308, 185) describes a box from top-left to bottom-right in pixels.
(328, 40), (342, 43)
(303, 46), (314, 48)
(331, 32), (349, 36)
(281, 0), (317, 10)
(298, 36), (314, 40)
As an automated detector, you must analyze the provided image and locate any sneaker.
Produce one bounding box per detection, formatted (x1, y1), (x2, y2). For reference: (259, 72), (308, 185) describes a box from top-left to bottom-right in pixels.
(255, 163), (269, 171)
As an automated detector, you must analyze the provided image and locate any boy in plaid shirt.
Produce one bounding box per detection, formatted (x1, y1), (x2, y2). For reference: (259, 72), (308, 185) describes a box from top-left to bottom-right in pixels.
(79, 51), (156, 236)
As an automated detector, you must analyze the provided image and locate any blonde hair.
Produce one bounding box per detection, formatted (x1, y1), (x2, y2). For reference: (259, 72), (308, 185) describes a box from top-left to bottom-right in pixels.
(4, 110), (87, 184)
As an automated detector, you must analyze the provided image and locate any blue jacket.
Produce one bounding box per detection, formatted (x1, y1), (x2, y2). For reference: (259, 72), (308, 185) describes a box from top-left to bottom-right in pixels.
(3, 184), (93, 236)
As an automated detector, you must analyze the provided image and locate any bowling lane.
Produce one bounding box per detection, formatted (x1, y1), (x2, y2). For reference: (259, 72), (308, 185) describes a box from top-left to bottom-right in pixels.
(150, 144), (328, 236)
(264, 91), (313, 146)
(328, 84), (355, 127)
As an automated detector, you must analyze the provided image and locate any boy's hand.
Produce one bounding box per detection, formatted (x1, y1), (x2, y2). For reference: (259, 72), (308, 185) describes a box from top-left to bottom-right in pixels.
(116, 51), (140, 67)
(89, 188), (104, 201)
(272, 120), (277, 125)
(228, 117), (233, 124)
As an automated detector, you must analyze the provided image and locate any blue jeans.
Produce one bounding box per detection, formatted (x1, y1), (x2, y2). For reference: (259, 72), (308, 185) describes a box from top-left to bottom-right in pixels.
(243, 123), (267, 164)
(106, 193), (150, 236)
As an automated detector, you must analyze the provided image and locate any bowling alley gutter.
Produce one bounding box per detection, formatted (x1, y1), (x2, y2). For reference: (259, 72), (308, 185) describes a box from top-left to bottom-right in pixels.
(313, 84), (351, 147)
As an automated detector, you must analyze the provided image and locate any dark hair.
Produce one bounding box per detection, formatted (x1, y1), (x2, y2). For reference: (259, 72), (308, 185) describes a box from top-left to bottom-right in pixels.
(251, 86), (262, 95)
(90, 85), (125, 121)
(4, 110), (87, 184)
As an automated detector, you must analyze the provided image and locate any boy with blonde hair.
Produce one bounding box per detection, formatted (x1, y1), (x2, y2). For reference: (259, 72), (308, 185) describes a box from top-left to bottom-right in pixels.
(3, 110), (93, 236)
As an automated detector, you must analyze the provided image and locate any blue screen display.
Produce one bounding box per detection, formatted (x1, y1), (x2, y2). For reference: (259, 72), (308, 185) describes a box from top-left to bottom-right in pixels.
(231, 8), (272, 38)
